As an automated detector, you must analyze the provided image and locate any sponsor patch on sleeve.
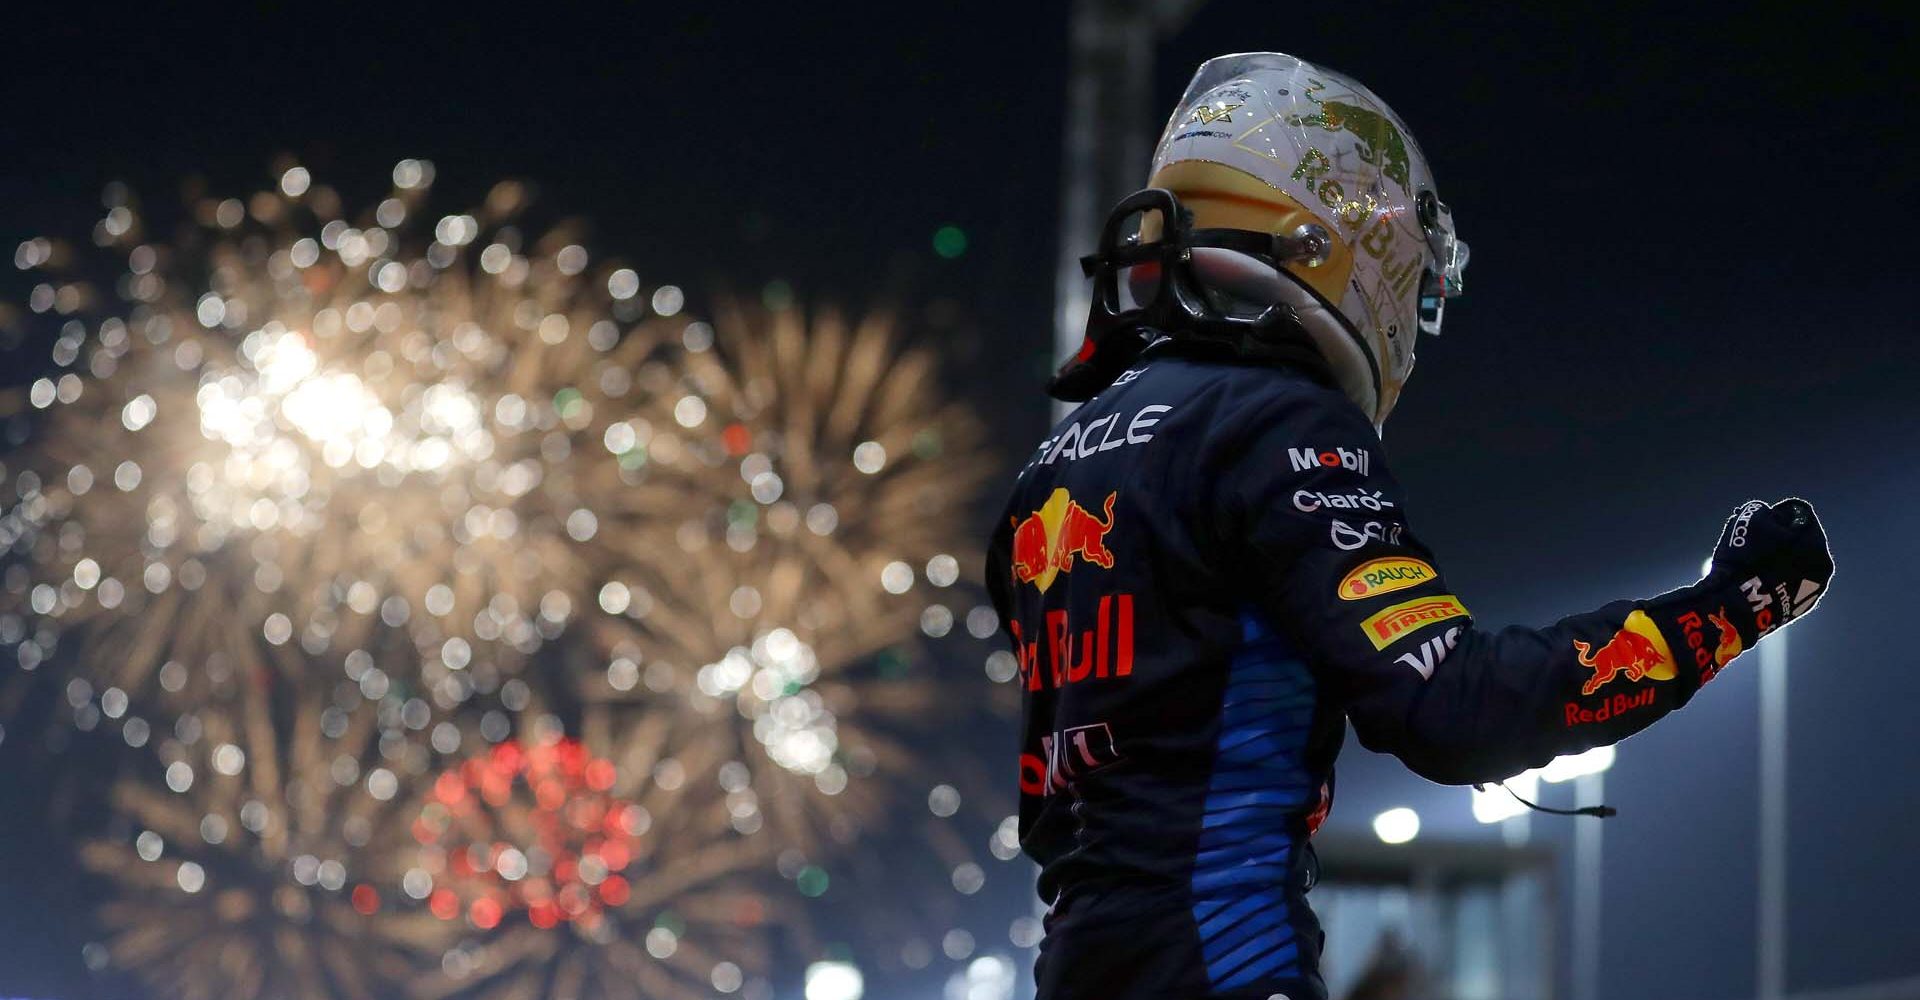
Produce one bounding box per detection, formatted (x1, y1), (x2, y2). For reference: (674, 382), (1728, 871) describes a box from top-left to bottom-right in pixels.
(1361, 595), (1469, 650)
(1572, 609), (1675, 695)
(1337, 556), (1436, 601)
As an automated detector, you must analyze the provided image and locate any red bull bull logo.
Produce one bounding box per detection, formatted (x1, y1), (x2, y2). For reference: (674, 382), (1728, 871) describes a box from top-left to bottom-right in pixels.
(1710, 609), (1743, 666)
(1676, 606), (1745, 687)
(1573, 611), (1676, 696)
(1009, 488), (1118, 594)
(1005, 488), (1134, 691)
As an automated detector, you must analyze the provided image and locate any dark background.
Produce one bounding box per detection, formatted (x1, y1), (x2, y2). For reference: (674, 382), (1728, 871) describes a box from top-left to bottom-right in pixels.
(2, 3), (1915, 998)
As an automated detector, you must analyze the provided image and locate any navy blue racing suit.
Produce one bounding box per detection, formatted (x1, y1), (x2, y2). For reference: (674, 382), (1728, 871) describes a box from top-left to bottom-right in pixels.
(985, 349), (1745, 1000)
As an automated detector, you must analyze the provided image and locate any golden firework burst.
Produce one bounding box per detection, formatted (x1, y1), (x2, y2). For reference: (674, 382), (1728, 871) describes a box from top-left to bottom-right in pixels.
(79, 640), (451, 1000)
(1, 161), (688, 709)
(7, 170), (1020, 997)
(576, 298), (999, 854)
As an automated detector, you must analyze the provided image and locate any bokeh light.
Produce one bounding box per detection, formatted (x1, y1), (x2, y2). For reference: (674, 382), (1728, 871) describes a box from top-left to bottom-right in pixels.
(1, 162), (687, 713)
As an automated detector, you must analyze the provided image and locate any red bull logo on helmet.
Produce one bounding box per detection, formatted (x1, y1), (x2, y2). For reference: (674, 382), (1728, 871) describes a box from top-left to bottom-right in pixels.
(1009, 488), (1118, 594)
(1572, 611), (1676, 696)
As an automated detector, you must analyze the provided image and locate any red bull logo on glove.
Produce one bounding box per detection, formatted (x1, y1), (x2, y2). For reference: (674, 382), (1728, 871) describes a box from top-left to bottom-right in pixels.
(1009, 488), (1118, 594)
(1573, 611), (1676, 696)
(1710, 609), (1743, 666)
(1676, 606), (1744, 687)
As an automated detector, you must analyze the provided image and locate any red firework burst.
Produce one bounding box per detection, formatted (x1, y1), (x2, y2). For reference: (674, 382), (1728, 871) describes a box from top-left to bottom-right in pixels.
(413, 735), (647, 933)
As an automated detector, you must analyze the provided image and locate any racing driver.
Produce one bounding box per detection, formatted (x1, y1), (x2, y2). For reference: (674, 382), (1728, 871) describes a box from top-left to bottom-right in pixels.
(985, 52), (1834, 1000)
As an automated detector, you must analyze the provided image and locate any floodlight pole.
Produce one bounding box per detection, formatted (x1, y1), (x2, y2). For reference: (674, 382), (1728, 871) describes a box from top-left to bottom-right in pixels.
(1572, 772), (1604, 1000)
(1053, 0), (1205, 419)
(1759, 632), (1789, 1000)
(1500, 812), (1536, 1000)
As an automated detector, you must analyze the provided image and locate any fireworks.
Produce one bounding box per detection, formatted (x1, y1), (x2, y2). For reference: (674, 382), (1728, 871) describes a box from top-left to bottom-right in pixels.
(413, 734), (646, 933)
(581, 299), (998, 849)
(77, 644), (787, 1000)
(5, 166), (1016, 997)
(414, 710), (781, 1000)
(1, 161), (684, 705)
(78, 651), (448, 1000)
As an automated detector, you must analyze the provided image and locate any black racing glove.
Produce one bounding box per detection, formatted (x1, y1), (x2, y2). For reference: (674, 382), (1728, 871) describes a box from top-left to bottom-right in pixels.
(1705, 498), (1833, 635)
(1651, 498), (1833, 690)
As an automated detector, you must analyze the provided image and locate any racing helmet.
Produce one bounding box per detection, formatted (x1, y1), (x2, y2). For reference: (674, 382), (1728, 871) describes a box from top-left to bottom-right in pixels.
(1059, 52), (1467, 426)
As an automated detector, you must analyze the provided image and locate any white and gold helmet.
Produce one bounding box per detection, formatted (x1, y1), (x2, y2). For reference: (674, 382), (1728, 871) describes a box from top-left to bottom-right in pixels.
(1150, 52), (1467, 425)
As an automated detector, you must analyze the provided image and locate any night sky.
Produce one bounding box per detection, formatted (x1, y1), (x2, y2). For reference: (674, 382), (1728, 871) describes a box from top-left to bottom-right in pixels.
(3, 3), (1916, 999)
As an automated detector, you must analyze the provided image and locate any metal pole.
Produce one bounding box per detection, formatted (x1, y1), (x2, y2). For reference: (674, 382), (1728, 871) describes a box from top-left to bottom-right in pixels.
(1055, 1), (1154, 391)
(1052, 0), (1206, 417)
(1499, 812), (1538, 1000)
(1572, 772), (1604, 1000)
(1759, 631), (1789, 1000)
(1501, 811), (1530, 847)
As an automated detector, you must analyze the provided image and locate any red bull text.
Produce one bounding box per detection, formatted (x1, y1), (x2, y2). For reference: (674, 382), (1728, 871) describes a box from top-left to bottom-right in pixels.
(1564, 687), (1656, 726)
(1008, 595), (1135, 691)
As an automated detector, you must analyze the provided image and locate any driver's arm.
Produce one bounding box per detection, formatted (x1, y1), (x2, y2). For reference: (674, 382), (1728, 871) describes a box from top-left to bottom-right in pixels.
(1213, 384), (1821, 786)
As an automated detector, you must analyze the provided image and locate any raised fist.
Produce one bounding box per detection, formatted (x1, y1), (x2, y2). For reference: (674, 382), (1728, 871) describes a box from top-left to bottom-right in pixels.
(1705, 498), (1834, 640)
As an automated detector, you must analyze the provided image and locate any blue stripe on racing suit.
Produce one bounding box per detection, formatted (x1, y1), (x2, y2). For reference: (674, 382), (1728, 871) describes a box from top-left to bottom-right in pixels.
(1193, 611), (1313, 989)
